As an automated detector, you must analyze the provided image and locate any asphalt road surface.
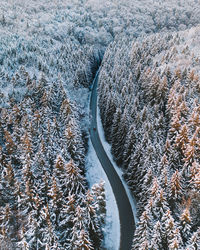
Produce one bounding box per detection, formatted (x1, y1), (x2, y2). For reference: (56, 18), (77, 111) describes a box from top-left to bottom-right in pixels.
(89, 70), (136, 250)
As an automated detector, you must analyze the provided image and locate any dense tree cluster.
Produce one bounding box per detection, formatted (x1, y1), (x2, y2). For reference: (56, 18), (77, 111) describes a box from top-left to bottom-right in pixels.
(1, 0), (200, 249)
(0, 32), (102, 142)
(1, 0), (200, 141)
(0, 35), (101, 96)
(0, 72), (106, 249)
(0, 2), (106, 249)
(98, 28), (200, 249)
(2, 0), (200, 47)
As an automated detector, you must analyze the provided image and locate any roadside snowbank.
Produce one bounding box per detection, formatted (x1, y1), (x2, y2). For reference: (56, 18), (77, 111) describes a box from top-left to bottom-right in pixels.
(86, 139), (120, 250)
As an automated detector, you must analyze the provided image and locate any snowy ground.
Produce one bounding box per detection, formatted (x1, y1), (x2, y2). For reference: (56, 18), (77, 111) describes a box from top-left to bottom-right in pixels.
(86, 139), (120, 250)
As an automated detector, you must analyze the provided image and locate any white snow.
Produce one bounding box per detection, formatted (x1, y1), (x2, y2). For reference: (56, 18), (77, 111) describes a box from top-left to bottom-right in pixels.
(86, 139), (120, 250)
(153, 25), (200, 75)
(97, 99), (138, 224)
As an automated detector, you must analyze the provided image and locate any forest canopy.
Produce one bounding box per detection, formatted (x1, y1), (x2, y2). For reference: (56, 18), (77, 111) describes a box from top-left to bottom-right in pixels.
(0, 0), (200, 249)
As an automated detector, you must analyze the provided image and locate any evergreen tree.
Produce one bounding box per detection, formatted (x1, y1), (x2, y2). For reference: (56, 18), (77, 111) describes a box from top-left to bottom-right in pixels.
(161, 209), (183, 248)
(75, 229), (94, 250)
(180, 206), (192, 242)
(123, 124), (137, 169)
(170, 170), (182, 202)
(91, 181), (106, 225)
(185, 228), (200, 250)
(150, 221), (163, 250)
(132, 210), (152, 249)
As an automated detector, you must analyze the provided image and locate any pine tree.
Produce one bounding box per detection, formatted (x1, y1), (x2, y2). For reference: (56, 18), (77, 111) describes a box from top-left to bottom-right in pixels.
(152, 189), (169, 221)
(74, 229), (94, 250)
(132, 210), (152, 249)
(175, 124), (189, 153)
(0, 204), (15, 247)
(104, 92), (117, 142)
(49, 81), (66, 114)
(41, 205), (60, 249)
(138, 169), (154, 210)
(65, 159), (86, 195)
(159, 157), (169, 189)
(190, 162), (200, 191)
(24, 211), (43, 249)
(180, 206), (192, 242)
(48, 176), (63, 210)
(185, 228), (200, 250)
(58, 194), (76, 243)
(17, 226), (29, 250)
(60, 98), (72, 125)
(21, 131), (33, 156)
(161, 209), (183, 249)
(70, 205), (86, 249)
(170, 170), (182, 201)
(4, 129), (16, 155)
(84, 190), (102, 247)
(168, 235), (181, 250)
(0, 225), (13, 250)
(111, 108), (122, 155)
(169, 111), (181, 138)
(150, 221), (163, 250)
(65, 118), (85, 170)
(91, 181), (106, 225)
(113, 107), (129, 164)
(123, 124), (137, 169)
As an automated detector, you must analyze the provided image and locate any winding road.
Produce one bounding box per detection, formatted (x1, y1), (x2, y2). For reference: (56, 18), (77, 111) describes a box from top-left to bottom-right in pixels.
(89, 69), (136, 250)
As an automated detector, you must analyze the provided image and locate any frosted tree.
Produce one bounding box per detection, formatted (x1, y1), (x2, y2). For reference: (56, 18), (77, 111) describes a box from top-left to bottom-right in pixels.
(60, 98), (72, 126)
(65, 159), (86, 195)
(175, 124), (189, 153)
(132, 210), (152, 249)
(112, 107), (129, 164)
(104, 92), (117, 142)
(83, 190), (102, 247)
(150, 221), (163, 250)
(111, 108), (122, 154)
(74, 229), (94, 250)
(92, 181), (106, 225)
(0, 225), (13, 250)
(49, 81), (66, 114)
(161, 209), (183, 249)
(170, 170), (182, 203)
(190, 161), (200, 191)
(48, 176), (63, 210)
(57, 194), (76, 246)
(185, 228), (200, 250)
(180, 206), (192, 242)
(4, 129), (16, 155)
(152, 189), (169, 221)
(65, 118), (85, 171)
(70, 205), (87, 249)
(24, 212), (43, 249)
(0, 163), (18, 208)
(123, 124), (137, 169)
(17, 226), (29, 250)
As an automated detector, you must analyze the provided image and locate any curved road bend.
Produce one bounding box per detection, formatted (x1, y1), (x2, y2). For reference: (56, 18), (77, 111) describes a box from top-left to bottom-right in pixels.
(89, 70), (136, 250)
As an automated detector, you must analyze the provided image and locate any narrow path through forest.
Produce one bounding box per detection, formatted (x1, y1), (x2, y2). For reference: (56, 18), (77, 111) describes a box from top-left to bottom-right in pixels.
(89, 70), (136, 250)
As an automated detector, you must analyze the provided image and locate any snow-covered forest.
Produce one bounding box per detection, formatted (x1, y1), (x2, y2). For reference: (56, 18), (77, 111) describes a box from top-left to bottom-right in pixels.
(99, 27), (200, 249)
(0, 74), (106, 249)
(0, 0), (200, 249)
